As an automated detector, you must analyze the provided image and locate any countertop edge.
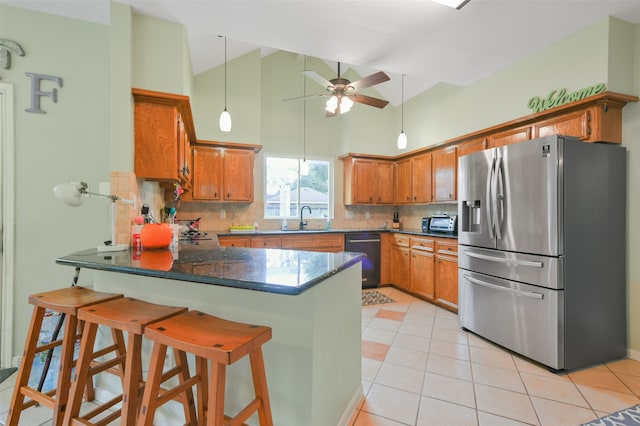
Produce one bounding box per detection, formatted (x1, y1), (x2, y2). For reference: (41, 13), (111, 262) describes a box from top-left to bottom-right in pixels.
(55, 249), (366, 296)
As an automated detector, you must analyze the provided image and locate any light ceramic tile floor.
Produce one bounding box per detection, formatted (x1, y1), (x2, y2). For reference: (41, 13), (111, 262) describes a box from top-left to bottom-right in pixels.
(350, 286), (640, 426)
(1, 286), (639, 426)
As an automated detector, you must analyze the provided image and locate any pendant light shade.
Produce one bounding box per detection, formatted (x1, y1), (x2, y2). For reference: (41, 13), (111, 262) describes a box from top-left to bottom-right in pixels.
(219, 36), (231, 132)
(397, 74), (407, 149)
(219, 108), (231, 132)
(397, 132), (408, 149)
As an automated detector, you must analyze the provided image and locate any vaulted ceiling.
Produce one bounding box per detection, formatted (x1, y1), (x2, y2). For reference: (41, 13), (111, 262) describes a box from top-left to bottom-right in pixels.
(3, 0), (640, 105)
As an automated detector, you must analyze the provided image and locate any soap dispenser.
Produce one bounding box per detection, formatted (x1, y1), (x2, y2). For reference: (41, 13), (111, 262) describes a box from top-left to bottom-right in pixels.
(281, 218), (288, 231)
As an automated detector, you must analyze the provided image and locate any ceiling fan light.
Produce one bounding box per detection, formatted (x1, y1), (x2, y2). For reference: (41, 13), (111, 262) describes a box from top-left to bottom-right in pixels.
(325, 96), (338, 113)
(397, 131), (407, 150)
(219, 108), (232, 132)
(340, 96), (354, 114)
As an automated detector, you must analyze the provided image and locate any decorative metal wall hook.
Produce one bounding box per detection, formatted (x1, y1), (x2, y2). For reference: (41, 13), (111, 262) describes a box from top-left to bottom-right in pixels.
(0, 38), (25, 71)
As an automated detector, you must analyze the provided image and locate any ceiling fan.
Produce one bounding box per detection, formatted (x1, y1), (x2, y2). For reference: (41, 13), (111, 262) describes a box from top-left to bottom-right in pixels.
(288, 62), (390, 117)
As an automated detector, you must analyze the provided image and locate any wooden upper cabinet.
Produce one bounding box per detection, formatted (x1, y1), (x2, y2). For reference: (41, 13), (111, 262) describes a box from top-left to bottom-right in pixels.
(412, 153), (433, 203)
(343, 157), (394, 205)
(377, 161), (395, 204)
(224, 149), (255, 202)
(432, 146), (457, 202)
(191, 146), (223, 201)
(189, 141), (261, 203)
(489, 126), (532, 148)
(394, 159), (412, 204)
(457, 137), (488, 158)
(133, 88), (196, 183)
(534, 108), (596, 141)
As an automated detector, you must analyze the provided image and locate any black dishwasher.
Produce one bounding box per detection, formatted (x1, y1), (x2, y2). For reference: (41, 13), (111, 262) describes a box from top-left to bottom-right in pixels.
(344, 232), (381, 288)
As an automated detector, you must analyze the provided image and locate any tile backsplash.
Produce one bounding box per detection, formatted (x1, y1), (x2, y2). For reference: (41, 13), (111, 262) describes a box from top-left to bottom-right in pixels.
(113, 172), (458, 242)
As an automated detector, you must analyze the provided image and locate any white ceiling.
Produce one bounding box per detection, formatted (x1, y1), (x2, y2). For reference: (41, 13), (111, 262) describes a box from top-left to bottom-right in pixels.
(3, 0), (640, 106)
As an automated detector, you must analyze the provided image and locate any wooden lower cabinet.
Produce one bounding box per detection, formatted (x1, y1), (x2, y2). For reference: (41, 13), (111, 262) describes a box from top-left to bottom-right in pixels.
(389, 234), (410, 291)
(434, 240), (459, 310)
(218, 233), (344, 253)
(281, 233), (344, 252)
(217, 236), (250, 247)
(384, 233), (458, 312)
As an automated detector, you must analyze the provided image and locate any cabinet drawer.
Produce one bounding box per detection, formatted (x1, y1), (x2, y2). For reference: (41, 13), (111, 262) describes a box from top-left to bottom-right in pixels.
(251, 237), (282, 248)
(391, 234), (410, 247)
(282, 234), (344, 251)
(435, 240), (458, 257)
(410, 237), (434, 252)
(217, 236), (250, 247)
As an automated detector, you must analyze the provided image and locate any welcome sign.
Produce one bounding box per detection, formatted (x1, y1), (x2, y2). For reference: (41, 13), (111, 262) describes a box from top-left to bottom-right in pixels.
(528, 83), (606, 114)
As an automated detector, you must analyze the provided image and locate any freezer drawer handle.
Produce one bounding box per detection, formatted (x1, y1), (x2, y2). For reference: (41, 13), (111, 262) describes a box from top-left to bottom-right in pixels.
(347, 239), (381, 243)
(464, 274), (544, 300)
(463, 250), (544, 268)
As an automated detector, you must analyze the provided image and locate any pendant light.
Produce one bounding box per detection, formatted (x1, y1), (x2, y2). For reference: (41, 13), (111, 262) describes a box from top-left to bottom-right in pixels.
(301, 56), (309, 176)
(219, 36), (232, 132)
(397, 74), (407, 149)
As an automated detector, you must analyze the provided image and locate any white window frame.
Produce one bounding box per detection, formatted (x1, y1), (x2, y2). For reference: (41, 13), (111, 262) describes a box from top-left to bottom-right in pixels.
(263, 153), (334, 220)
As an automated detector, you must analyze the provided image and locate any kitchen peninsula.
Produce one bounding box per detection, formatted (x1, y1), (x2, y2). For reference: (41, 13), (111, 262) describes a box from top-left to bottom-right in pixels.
(56, 242), (365, 426)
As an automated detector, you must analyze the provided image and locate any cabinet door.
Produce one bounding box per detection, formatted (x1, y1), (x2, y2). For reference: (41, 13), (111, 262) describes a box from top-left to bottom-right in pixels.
(534, 109), (592, 141)
(412, 153), (432, 203)
(134, 102), (181, 181)
(224, 149), (255, 202)
(435, 254), (458, 309)
(432, 146), (457, 202)
(376, 161), (395, 204)
(489, 126), (531, 148)
(353, 159), (376, 203)
(391, 245), (410, 291)
(192, 146), (223, 201)
(457, 137), (488, 158)
(411, 250), (435, 300)
(435, 238), (458, 310)
(394, 159), (412, 204)
(177, 115), (191, 182)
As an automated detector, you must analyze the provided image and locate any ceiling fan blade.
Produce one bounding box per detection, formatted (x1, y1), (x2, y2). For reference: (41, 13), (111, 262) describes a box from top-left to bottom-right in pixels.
(325, 109), (338, 118)
(350, 94), (389, 109)
(349, 71), (390, 91)
(303, 70), (334, 90)
(283, 93), (325, 102)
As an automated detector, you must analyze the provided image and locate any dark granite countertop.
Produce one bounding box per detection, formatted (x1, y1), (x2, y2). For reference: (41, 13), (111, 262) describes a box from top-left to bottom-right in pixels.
(217, 228), (458, 239)
(56, 241), (365, 296)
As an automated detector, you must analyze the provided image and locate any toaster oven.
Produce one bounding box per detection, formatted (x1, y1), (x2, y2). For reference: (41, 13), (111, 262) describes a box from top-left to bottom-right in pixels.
(428, 214), (457, 233)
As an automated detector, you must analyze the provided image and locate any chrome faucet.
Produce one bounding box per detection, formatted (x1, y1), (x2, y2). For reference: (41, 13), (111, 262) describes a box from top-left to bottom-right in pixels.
(299, 205), (312, 230)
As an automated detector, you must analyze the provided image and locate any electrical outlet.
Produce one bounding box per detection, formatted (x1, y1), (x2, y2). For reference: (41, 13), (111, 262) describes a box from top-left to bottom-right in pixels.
(220, 210), (226, 219)
(99, 182), (110, 195)
(345, 210), (354, 219)
(365, 211), (371, 219)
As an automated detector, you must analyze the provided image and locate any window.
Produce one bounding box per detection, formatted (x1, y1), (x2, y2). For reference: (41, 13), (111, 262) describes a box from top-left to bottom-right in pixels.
(264, 155), (332, 219)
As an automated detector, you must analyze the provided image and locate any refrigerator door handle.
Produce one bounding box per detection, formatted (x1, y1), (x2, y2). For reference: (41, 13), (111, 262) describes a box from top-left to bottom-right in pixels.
(463, 250), (544, 268)
(495, 156), (505, 240)
(464, 274), (545, 300)
(486, 157), (496, 239)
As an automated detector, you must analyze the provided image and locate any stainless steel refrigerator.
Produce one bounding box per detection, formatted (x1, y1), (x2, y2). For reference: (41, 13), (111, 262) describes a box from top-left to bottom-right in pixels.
(457, 134), (626, 370)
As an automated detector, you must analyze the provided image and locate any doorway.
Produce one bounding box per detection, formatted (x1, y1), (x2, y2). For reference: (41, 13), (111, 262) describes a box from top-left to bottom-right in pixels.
(0, 82), (16, 368)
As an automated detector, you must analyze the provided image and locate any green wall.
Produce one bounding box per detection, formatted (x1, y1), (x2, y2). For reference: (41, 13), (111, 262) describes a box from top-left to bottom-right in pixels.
(0, 5), (111, 357)
(1, 4), (639, 362)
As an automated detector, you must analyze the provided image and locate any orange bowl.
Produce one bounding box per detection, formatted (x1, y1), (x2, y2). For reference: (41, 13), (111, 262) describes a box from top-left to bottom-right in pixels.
(140, 223), (173, 249)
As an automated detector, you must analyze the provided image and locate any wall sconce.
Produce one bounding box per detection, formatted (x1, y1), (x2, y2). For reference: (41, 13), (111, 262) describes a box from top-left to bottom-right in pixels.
(53, 181), (134, 252)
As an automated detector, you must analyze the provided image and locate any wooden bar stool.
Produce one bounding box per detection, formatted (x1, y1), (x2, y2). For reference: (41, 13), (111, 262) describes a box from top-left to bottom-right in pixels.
(137, 310), (273, 426)
(62, 297), (192, 426)
(7, 286), (123, 426)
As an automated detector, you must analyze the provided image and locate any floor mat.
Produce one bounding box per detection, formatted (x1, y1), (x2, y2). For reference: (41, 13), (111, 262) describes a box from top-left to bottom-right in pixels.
(362, 290), (395, 306)
(0, 367), (16, 384)
(582, 404), (640, 425)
